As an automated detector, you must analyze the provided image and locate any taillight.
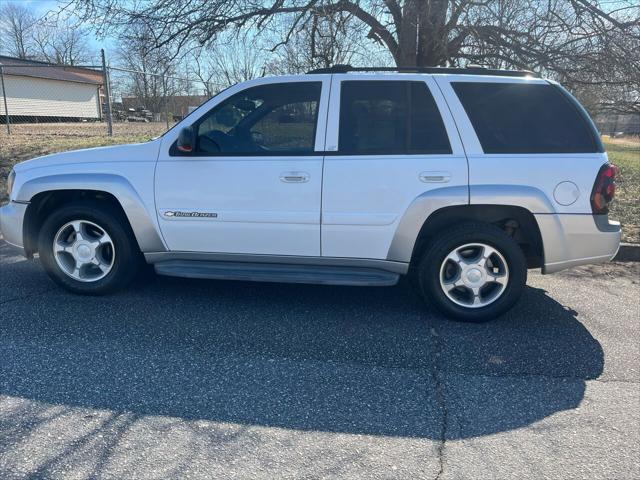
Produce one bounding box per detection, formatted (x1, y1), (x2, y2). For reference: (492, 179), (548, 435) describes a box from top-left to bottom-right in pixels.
(590, 163), (617, 214)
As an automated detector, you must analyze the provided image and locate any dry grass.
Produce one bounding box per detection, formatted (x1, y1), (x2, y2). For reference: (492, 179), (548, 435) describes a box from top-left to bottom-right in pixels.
(0, 122), (169, 138)
(603, 136), (640, 243)
(1, 124), (639, 243)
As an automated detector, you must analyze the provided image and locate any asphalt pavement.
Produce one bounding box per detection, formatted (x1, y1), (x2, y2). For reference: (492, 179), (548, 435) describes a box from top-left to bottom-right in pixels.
(1, 239), (639, 479)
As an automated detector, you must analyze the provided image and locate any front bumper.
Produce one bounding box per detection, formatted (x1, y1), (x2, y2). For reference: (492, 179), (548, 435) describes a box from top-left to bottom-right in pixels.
(0, 201), (28, 255)
(536, 213), (621, 274)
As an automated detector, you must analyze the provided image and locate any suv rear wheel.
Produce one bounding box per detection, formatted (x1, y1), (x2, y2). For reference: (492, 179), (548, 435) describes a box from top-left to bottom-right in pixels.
(417, 223), (527, 322)
(38, 202), (140, 295)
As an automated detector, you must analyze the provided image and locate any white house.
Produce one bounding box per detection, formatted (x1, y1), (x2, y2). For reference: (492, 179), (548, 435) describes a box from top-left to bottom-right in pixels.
(0, 56), (103, 122)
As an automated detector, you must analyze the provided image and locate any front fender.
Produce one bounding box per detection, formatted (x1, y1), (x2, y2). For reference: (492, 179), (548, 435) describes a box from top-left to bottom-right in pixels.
(16, 173), (166, 252)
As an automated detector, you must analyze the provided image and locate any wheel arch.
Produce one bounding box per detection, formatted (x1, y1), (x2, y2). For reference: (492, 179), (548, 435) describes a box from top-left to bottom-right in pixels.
(19, 174), (166, 257)
(409, 205), (544, 269)
(387, 185), (550, 269)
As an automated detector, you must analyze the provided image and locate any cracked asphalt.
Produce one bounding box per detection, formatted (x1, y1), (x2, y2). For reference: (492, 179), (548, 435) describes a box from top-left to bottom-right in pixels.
(1, 239), (639, 479)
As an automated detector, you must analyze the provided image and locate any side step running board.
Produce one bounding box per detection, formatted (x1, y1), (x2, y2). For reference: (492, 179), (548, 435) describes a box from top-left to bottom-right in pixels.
(154, 260), (400, 286)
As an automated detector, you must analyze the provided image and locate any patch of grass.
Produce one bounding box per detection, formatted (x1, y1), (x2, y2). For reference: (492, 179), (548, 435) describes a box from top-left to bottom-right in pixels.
(603, 136), (640, 243)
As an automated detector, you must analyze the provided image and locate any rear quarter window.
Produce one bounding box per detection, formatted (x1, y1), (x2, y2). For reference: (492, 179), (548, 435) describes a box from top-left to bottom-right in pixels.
(452, 82), (601, 154)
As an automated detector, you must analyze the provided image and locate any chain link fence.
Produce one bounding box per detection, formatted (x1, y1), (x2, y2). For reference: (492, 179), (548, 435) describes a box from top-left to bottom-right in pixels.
(105, 65), (219, 136)
(593, 113), (640, 137)
(0, 50), (224, 139)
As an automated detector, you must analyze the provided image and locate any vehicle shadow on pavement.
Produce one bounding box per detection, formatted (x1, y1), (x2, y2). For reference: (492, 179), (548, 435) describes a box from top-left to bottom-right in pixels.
(1, 254), (604, 444)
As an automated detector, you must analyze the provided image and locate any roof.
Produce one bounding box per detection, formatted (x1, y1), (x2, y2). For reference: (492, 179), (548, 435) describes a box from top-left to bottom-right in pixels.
(0, 56), (103, 85)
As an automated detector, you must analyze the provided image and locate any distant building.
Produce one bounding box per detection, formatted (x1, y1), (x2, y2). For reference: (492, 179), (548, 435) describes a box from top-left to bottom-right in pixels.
(0, 55), (104, 122)
(121, 94), (209, 121)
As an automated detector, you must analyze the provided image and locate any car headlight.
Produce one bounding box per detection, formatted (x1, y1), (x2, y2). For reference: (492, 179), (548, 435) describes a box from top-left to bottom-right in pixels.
(6, 169), (15, 198)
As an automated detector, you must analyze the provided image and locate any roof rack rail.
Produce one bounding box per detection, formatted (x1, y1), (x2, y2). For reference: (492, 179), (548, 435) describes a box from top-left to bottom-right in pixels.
(307, 64), (538, 78)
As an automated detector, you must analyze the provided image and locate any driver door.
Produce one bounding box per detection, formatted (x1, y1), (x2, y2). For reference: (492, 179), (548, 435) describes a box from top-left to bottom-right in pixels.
(155, 78), (329, 256)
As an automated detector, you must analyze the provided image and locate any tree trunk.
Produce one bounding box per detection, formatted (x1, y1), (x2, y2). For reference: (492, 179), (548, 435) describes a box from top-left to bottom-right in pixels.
(394, 0), (450, 67)
(396, 0), (419, 66)
(417, 0), (449, 66)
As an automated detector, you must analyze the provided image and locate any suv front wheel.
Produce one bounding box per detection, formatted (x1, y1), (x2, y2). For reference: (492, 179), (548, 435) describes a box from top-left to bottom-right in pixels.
(417, 223), (527, 322)
(38, 202), (140, 295)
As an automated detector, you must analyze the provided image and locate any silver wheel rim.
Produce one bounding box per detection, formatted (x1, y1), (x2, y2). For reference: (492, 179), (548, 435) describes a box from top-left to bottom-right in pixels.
(52, 220), (115, 282)
(439, 243), (509, 309)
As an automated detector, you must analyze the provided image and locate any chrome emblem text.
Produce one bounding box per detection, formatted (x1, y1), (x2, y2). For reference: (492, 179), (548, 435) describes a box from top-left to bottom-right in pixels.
(163, 211), (218, 218)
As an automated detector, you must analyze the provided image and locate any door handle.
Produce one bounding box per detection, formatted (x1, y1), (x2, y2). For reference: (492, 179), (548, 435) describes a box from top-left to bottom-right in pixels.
(280, 172), (310, 183)
(420, 171), (451, 183)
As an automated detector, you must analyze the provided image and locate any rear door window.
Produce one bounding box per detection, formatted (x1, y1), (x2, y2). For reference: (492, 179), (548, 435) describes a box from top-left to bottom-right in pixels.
(452, 82), (600, 154)
(338, 81), (451, 155)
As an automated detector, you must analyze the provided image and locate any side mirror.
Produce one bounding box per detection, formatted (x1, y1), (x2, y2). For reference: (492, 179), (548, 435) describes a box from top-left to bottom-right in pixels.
(177, 127), (196, 153)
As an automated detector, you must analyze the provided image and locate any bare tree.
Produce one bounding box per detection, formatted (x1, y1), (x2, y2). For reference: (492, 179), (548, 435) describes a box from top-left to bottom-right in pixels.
(188, 31), (267, 92)
(112, 24), (180, 113)
(0, 1), (36, 59)
(65, 0), (639, 113)
(190, 52), (220, 96)
(63, 1), (638, 65)
(210, 40), (265, 86)
(31, 17), (91, 65)
(0, 2), (91, 65)
(265, 10), (387, 73)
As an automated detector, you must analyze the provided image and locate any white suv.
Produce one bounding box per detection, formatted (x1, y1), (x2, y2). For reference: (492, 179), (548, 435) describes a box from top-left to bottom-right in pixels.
(0, 66), (621, 322)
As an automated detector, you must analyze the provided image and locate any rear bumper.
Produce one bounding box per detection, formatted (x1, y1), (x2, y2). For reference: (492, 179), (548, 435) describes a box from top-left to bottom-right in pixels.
(536, 213), (621, 274)
(0, 201), (28, 255)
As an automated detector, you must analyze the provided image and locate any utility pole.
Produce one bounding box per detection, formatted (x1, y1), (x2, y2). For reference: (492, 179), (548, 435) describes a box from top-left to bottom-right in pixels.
(162, 75), (170, 130)
(101, 49), (113, 136)
(0, 66), (11, 135)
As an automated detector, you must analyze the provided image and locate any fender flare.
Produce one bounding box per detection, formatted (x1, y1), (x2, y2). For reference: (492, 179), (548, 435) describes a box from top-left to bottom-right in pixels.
(387, 184), (555, 263)
(386, 185), (468, 262)
(17, 173), (166, 252)
(469, 185), (555, 214)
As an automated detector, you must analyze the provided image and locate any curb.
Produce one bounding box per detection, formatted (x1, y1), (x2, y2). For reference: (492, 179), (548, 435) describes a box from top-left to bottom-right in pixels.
(614, 243), (640, 262)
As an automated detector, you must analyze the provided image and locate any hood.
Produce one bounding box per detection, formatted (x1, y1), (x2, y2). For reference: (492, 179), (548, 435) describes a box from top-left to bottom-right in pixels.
(14, 139), (162, 173)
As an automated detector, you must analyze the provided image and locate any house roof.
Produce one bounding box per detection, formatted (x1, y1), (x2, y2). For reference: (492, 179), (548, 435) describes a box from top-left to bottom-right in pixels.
(0, 56), (103, 85)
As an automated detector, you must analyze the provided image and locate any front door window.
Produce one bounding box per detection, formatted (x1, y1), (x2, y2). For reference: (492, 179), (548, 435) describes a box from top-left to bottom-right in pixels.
(196, 82), (322, 155)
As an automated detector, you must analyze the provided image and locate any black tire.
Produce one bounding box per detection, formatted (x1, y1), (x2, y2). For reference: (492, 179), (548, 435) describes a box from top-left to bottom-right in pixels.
(417, 222), (527, 322)
(38, 201), (141, 295)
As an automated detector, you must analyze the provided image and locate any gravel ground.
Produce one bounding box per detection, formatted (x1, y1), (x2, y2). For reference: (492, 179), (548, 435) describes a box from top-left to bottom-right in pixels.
(1, 242), (638, 479)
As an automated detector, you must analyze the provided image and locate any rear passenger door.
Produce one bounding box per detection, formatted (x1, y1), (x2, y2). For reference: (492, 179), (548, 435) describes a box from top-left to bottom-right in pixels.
(321, 75), (468, 260)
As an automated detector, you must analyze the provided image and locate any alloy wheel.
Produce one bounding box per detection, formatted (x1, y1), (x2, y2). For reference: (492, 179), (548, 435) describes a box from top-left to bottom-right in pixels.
(52, 220), (115, 282)
(439, 243), (509, 308)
